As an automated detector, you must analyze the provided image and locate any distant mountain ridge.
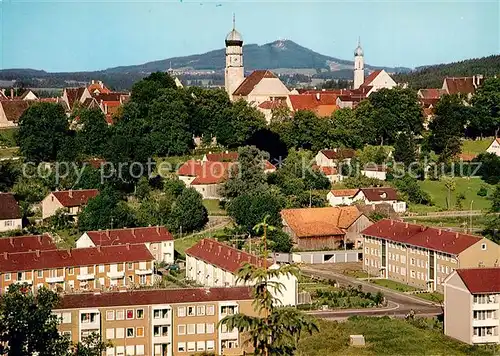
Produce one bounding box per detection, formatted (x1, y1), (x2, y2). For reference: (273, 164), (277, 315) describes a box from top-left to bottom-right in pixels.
(105, 40), (409, 74)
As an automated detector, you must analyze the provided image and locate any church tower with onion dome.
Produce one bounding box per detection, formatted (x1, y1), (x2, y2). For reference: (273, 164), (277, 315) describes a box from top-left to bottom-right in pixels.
(224, 15), (244, 99)
(353, 37), (365, 89)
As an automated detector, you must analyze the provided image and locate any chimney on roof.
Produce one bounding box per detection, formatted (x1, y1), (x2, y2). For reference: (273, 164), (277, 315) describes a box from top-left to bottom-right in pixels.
(390, 220), (394, 226)
(67, 248), (72, 257)
(237, 252), (241, 260)
(438, 229), (442, 235)
(405, 222), (408, 228)
(98, 80), (103, 87)
(455, 232), (459, 238)
(218, 246), (222, 254)
(68, 190), (73, 198)
(315, 93), (320, 100)
(132, 229), (136, 237)
(3, 252), (7, 260)
(126, 243), (130, 250)
(227, 249), (231, 257)
(38, 235), (42, 244)
(10, 88), (14, 99)
(35, 250), (40, 258)
(156, 226), (160, 234)
(106, 230), (110, 237)
(209, 241), (213, 249)
(97, 245), (101, 253)
(91, 80), (95, 84)
(9, 237), (13, 247)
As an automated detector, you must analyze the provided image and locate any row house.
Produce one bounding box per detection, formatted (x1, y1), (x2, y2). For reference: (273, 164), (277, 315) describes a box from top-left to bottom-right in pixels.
(76, 226), (175, 264)
(327, 187), (406, 213)
(362, 220), (500, 292)
(0, 244), (155, 294)
(0, 193), (22, 232)
(54, 287), (256, 355)
(444, 268), (500, 345)
(0, 234), (56, 253)
(186, 239), (298, 306)
(41, 189), (99, 220)
(281, 206), (371, 250)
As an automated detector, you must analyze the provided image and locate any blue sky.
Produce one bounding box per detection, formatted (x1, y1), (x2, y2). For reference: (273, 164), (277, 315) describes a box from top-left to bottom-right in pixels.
(0, 0), (498, 72)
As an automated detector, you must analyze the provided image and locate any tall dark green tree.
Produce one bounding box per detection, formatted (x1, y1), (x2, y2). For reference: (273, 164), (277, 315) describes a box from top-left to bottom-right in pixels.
(76, 108), (109, 157)
(72, 333), (112, 356)
(327, 108), (364, 149)
(18, 102), (69, 162)
(483, 184), (500, 243)
(393, 131), (417, 166)
(0, 284), (71, 356)
(272, 110), (328, 151)
(470, 77), (500, 138)
(169, 188), (208, 233)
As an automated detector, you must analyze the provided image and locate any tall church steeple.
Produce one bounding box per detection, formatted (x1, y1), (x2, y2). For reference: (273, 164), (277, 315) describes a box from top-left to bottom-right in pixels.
(224, 14), (244, 99)
(353, 37), (364, 89)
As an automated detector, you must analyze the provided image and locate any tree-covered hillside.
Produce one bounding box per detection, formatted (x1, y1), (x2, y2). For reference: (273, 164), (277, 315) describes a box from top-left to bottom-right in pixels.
(394, 55), (500, 89)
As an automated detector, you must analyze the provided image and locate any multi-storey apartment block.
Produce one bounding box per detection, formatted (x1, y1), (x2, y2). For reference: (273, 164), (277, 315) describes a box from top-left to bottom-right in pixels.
(55, 287), (256, 355)
(362, 220), (500, 292)
(0, 244), (155, 293)
(186, 238), (298, 306)
(76, 226), (175, 264)
(444, 268), (500, 344)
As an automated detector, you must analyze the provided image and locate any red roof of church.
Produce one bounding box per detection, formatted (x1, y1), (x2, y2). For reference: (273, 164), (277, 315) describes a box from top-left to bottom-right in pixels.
(456, 268), (500, 294)
(233, 70), (278, 96)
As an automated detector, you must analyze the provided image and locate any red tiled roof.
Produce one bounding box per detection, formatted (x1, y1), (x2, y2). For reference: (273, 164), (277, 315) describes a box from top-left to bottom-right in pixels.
(258, 100), (286, 110)
(418, 88), (447, 100)
(329, 189), (359, 197)
(56, 286), (252, 309)
(190, 162), (233, 185)
(86, 226), (173, 246)
(444, 77), (479, 95)
(93, 93), (129, 101)
(87, 81), (111, 94)
(64, 88), (86, 110)
(205, 152), (239, 162)
(51, 189), (99, 208)
(0, 193), (21, 220)
(281, 206), (362, 238)
(0, 244), (154, 273)
(233, 70), (277, 96)
(320, 148), (356, 160)
(1, 100), (30, 123)
(186, 239), (265, 273)
(86, 158), (106, 169)
(419, 98), (439, 108)
(362, 219), (483, 255)
(361, 70), (382, 87)
(455, 268), (500, 294)
(289, 94), (337, 112)
(358, 187), (398, 202)
(177, 160), (204, 177)
(314, 105), (338, 117)
(312, 165), (338, 176)
(0, 234), (56, 254)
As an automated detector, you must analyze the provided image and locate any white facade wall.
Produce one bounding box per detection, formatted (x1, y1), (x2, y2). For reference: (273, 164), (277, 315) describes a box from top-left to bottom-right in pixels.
(361, 170), (387, 180)
(315, 152), (334, 167)
(191, 183), (222, 200)
(0, 218), (22, 232)
(486, 139), (500, 156)
(326, 192), (354, 207)
(245, 78), (290, 107)
(367, 70), (397, 92)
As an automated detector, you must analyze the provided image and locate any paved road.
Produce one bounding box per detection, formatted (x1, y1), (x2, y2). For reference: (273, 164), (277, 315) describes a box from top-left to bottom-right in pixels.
(301, 265), (442, 319)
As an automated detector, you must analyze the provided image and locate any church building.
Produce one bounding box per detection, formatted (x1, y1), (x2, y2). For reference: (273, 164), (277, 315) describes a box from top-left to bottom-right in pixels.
(224, 17), (290, 107)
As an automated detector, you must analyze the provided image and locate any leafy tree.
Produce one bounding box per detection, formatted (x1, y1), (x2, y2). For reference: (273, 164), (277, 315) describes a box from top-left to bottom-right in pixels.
(13, 177), (50, 217)
(428, 95), (470, 162)
(443, 177), (456, 210)
(392, 175), (431, 205)
(393, 131), (417, 167)
(470, 77), (500, 138)
(75, 108), (109, 157)
(130, 72), (177, 107)
(169, 188), (208, 233)
(135, 176), (151, 201)
(219, 218), (319, 355)
(18, 102), (70, 162)
(215, 100), (266, 148)
(227, 191), (285, 234)
(0, 284), (71, 356)
(0, 161), (21, 192)
(455, 192), (466, 210)
(475, 153), (500, 185)
(72, 332), (112, 356)
(268, 229), (293, 253)
(222, 146), (269, 199)
(483, 184), (500, 243)
(134, 193), (174, 227)
(272, 110), (328, 151)
(357, 145), (388, 166)
(77, 188), (136, 231)
(48, 208), (72, 229)
(327, 108), (364, 149)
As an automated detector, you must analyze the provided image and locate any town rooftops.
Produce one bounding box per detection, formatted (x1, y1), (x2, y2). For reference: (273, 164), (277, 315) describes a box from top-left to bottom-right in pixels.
(312, 165), (338, 176)
(281, 206), (363, 238)
(85, 226), (173, 246)
(443, 76), (483, 95)
(358, 187), (398, 202)
(0, 193), (21, 220)
(87, 80), (111, 94)
(51, 189), (99, 208)
(361, 70), (382, 87)
(418, 88), (447, 99)
(0, 244), (154, 273)
(362, 219), (483, 255)
(0, 234), (56, 254)
(233, 70), (278, 96)
(64, 87), (87, 110)
(56, 286), (252, 310)
(455, 268), (500, 294)
(190, 162), (233, 185)
(320, 148), (356, 160)
(289, 93), (337, 112)
(329, 189), (359, 197)
(1, 100), (30, 123)
(186, 238), (265, 273)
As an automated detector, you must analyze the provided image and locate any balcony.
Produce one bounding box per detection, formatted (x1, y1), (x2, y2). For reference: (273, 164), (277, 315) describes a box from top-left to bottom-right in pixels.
(14, 279), (33, 285)
(135, 269), (153, 275)
(77, 273), (95, 281)
(473, 319), (500, 327)
(107, 271), (124, 279)
(472, 335), (499, 344)
(152, 335), (170, 344)
(80, 320), (100, 330)
(46, 275), (65, 283)
(473, 302), (499, 311)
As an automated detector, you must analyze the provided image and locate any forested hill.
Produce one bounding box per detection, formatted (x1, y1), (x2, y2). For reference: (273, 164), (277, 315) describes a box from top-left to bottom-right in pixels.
(394, 55), (500, 89)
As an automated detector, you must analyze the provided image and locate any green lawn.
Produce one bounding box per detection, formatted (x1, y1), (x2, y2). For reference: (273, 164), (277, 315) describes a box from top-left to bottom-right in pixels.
(297, 317), (496, 356)
(418, 178), (494, 211)
(462, 138), (493, 154)
(343, 270), (371, 279)
(370, 279), (418, 292)
(407, 203), (442, 214)
(174, 226), (232, 258)
(0, 147), (19, 159)
(202, 199), (226, 216)
(0, 128), (18, 147)
(404, 216), (490, 230)
(415, 292), (444, 303)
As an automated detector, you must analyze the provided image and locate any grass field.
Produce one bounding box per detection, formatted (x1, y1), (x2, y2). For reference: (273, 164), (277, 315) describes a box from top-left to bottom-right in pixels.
(370, 279), (418, 292)
(418, 178), (493, 211)
(414, 292), (444, 303)
(0, 128), (18, 147)
(174, 225), (232, 258)
(462, 138), (493, 154)
(297, 317), (496, 356)
(343, 270), (371, 279)
(202, 199), (226, 216)
(404, 215), (491, 230)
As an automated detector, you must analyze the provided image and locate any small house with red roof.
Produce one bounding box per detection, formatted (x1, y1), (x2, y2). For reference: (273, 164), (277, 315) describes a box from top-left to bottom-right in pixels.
(0, 193), (22, 232)
(486, 137), (500, 156)
(315, 148), (356, 167)
(442, 75), (484, 98)
(352, 187), (406, 213)
(87, 80), (111, 95)
(327, 189), (360, 207)
(444, 267), (500, 345)
(42, 189), (99, 220)
(76, 226), (175, 264)
(0, 100), (30, 128)
(362, 220), (500, 292)
(186, 238), (298, 306)
(177, 160), (233, 200)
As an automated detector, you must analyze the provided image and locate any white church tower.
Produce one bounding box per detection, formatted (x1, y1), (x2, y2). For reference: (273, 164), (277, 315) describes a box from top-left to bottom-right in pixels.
(353, 38), (364, 89)
(224, 15), (244, 99)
